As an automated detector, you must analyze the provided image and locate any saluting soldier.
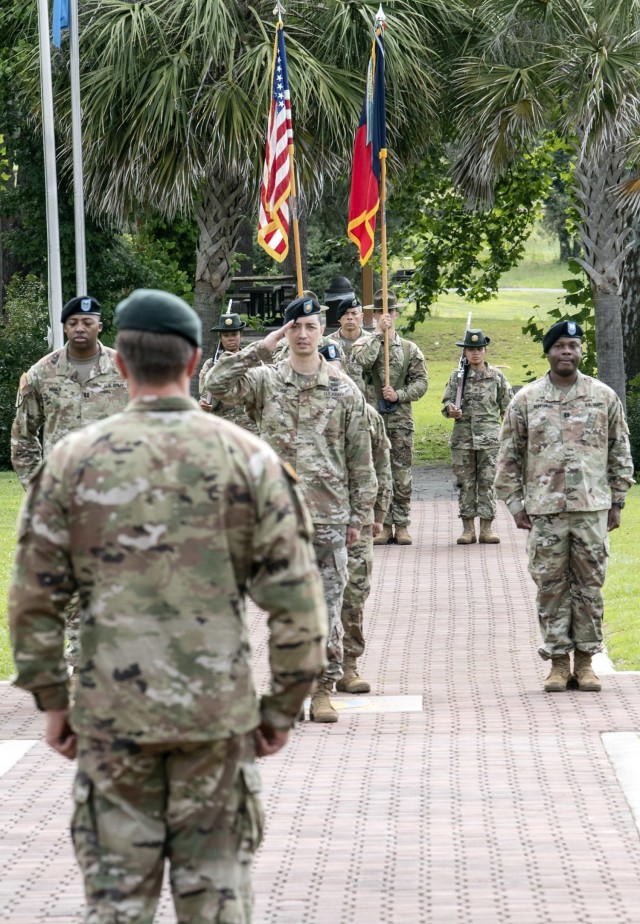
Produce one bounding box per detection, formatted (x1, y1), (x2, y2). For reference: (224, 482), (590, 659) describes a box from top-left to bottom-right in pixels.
(206, 295), (377, 723)
(442, 328), (513, 544)
(11, 295), (128, 487)
(353, 289), (428, 546)
(9, 289), (327, 923)
(199, 310), (258, 433)
(495, 320), (634, 694)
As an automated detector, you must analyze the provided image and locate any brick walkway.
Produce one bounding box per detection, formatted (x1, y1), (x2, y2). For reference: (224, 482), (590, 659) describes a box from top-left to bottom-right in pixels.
(2, 467), (640, 923)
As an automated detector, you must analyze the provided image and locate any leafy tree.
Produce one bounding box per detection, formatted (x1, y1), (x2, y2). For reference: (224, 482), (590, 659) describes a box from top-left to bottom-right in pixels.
(447, 0), (640, 408)
(387, 142), (555, 326)
(8, 0), (457, 359)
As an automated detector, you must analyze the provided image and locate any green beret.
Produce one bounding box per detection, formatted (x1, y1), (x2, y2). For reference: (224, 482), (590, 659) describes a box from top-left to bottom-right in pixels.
(115, 289), (202, 347)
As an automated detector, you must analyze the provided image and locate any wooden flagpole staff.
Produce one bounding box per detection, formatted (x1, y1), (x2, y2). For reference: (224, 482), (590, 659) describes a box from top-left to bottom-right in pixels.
(376, 6), (390, 391)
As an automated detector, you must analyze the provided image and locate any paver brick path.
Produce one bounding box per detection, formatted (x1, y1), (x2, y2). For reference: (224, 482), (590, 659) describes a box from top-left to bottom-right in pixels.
(2, 466), (640, 922)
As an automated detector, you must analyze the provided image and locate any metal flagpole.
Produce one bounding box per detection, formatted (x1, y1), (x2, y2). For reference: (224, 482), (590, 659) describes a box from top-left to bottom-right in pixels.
(36, 0), (63, 349)
(69, 0), (87, 295)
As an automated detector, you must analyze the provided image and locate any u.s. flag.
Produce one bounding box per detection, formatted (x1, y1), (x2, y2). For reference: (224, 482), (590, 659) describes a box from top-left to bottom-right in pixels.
(257, 25), (293, 262)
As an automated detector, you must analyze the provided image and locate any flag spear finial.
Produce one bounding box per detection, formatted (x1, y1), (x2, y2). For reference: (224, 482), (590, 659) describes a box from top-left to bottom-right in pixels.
(273, 1), (285, 22)
(375, 4), (386, 28)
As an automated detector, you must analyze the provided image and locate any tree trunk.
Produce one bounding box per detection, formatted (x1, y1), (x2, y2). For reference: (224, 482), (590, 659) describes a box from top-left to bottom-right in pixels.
(592, 290), (627, 412)
(193, 174), (249, 364)
(572, 139), (630, 407)
(621, 225), (640, 386)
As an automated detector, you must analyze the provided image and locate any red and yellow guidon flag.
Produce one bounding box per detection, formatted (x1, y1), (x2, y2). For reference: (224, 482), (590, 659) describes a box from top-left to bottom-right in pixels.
(348, 27), (386, 266)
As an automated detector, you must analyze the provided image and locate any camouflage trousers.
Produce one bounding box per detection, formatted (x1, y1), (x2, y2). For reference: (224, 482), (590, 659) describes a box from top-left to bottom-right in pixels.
(72, 733), (263, 924)
(341, 525), (374, 660)
(526, 510), (609, 660)
(312, 523), (348, 685)
(450, 447), (498, 520)
(385, 428), (413, 526)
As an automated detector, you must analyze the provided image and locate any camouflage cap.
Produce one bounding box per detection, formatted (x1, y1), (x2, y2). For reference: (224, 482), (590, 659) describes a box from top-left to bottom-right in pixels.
(61, 296), (102, 323)
(543, 319), (584, 353)
(456, 329), (490, 348)
(115, 289), (202, 347)
(283, 296), (322, 323)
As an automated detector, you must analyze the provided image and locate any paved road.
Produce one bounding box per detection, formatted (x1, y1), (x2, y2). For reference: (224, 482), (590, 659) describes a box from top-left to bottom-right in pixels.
(2, 471), (640, 923)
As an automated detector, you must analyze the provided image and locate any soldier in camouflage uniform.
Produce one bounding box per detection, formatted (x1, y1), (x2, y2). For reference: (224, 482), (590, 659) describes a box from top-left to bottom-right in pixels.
(199, 311), (258, 434)
(206, 295), (377, 723)
(442, 329), (513, 544)
(319, 345), (392, 694)
(271, 301), (346, 366)
(327, 296), (370, 392)
(9, 289), (327, 924)
(353, 290), (428, 546)
(11, 296), (128, 669)
(495, 320), (634, 694)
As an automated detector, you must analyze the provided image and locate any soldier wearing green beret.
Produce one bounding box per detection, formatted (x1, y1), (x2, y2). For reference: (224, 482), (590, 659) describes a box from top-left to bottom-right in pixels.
(442, 329), (513, 544)
(9, 288), (327, 922)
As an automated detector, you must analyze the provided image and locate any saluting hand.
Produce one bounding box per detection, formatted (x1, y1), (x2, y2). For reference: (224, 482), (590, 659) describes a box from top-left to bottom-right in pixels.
(263, 320), (294, 353)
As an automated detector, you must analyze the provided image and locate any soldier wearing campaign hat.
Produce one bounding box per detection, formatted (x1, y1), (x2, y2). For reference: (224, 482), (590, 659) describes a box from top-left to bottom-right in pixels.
(442, 328), (513, 545)
(11, 294), (128, 487)
(198, 308), (258, 433)
(205, 293), (377, 723)
(495, 318), (634, 694)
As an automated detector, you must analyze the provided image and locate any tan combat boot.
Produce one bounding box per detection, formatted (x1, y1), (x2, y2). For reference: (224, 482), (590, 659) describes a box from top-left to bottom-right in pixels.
(544, 654), (571, 692)
(479, 519), (500, 544)
(374, 524), (393, 545)
(395, 525), (412, 546)
(573, 650), (602, 692)
(310, 680), (338, 723)
(336, 657), (371, 694)
(456, 518), (476, 545)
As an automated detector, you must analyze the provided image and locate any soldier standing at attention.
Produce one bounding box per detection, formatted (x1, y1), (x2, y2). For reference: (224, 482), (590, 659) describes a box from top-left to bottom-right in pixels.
(494, 320), (634, 694)
(318, 343), (392, 695)
(11, 295), (128, 670)
(10, 295), (128, 486)
(327, 296), (370, 391)
(199, 311), (258, 434)
(206, 295), (377, 723)
(9, 289), (327, 924)
(353, 289), (428, 546)
(442, 329), (514, 545)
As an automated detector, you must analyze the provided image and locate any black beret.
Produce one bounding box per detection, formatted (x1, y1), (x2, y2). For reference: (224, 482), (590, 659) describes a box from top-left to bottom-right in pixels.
(319, 342), (341, 362)
(210, 313), (246, 332)
(542, 320), (584, 353)
(115, 289), (202, 347)
(61, 296), (101, 324)
(335, 296), (362, 321)
(283, 296), (321, 324)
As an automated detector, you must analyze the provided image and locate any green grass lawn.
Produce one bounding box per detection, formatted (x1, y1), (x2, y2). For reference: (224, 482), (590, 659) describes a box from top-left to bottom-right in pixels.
(603, 484), (640, 669)
(0, 471), (23, 680)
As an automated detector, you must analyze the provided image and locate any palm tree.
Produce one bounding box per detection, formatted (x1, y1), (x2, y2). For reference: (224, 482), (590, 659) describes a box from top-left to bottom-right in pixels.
(13, 0), (455, 359)
(448, 0), (640, 406)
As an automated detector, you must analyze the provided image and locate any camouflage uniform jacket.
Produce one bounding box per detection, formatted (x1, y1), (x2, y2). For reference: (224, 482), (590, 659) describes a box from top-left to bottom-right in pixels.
(205, 342), (377, 530)
(9, 396), (327, 741)
(366, 404), (393, 525)
(495, 371), (634, 516)
(352, 333), (428, 431)
(327, 329), (371, 392)
(198, 353), (258, 434)
(441, 362), (514, 449)
(11, 342), (128, 487)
